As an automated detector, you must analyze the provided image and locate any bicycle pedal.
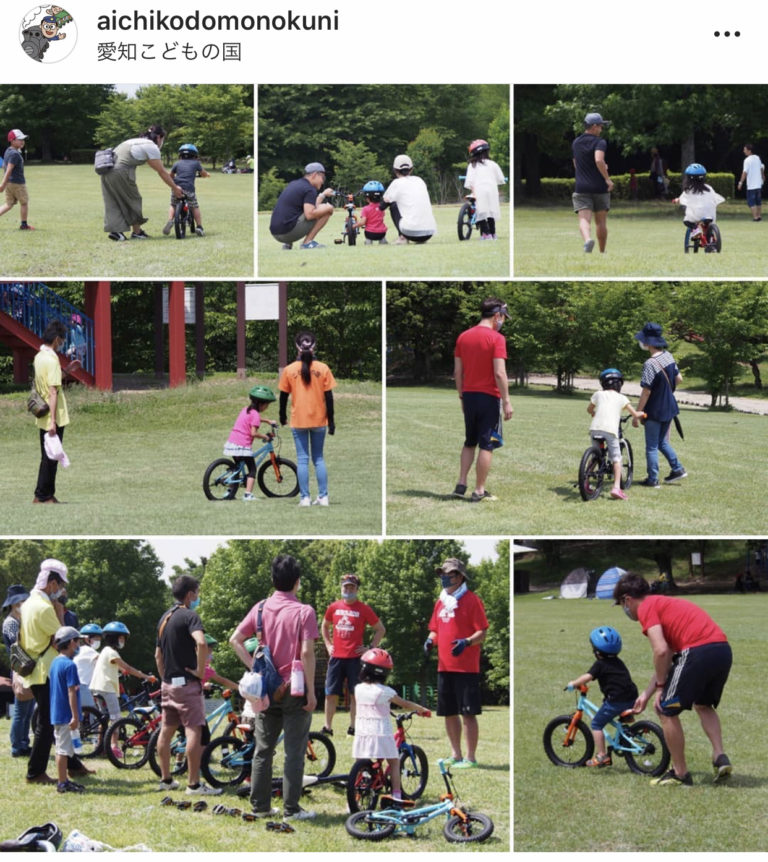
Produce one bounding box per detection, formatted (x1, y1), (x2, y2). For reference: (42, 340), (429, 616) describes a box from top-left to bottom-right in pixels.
(175, 801), (192, 810)
(241, 812), (258, 822)
(266, 821), (295, 833)
(160, 796), (175, 806)
(192, 801), (208, 813)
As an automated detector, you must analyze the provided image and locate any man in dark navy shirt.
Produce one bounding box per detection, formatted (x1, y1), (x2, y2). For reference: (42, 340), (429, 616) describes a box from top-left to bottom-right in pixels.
(571, 112), (613, 253)
(269, 161), (335, 250)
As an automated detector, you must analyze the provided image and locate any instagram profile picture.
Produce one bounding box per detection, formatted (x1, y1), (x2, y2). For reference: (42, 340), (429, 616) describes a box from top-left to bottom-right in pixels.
(20, 5), (77, 63)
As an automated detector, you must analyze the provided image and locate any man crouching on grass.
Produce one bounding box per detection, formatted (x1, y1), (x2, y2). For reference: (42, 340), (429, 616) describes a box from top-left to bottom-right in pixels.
(613, 572), (732, 786)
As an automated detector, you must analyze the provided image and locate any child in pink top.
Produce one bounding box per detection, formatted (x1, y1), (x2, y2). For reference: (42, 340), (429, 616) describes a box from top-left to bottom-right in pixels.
(223, 386), (277, 501)
(356, 181), (388, 244)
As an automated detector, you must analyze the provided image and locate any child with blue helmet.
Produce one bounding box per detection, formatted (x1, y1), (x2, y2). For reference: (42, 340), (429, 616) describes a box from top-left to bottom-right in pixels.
(587, 369), (646, 500)
(356, 181), (388, 244)
(672, 163), (725, 239)
(163, 143), (210, 237)
(566, 626), (639, 768)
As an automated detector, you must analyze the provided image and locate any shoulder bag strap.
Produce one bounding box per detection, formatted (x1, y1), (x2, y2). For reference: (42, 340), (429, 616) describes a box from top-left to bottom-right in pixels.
(158, 604), (182, 644)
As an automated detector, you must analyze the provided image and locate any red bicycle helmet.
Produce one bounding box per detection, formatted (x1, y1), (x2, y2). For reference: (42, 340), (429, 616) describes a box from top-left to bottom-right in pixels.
(468, 139), (490, 157)
(361, 647), (393, 669)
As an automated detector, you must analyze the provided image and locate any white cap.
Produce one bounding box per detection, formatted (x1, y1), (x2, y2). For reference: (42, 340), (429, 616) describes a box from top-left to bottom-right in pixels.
(8, 129), (28, 142)
(393, 154), (413, 171)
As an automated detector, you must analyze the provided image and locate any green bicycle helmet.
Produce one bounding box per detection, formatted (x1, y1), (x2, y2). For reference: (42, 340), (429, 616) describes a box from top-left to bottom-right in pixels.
(204, 633), (218, 646)
(244, 636), (259, 654)
(249, 385), (276, 402)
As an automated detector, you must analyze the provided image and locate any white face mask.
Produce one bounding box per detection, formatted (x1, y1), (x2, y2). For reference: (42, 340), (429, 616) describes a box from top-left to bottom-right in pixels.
(91, 639), (101, 651)
(118, 638), (126, 650)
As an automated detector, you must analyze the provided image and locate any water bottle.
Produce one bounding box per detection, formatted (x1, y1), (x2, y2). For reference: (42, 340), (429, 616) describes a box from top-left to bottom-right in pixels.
(290, 659), (305, 696)
(72, 728), (83, 750)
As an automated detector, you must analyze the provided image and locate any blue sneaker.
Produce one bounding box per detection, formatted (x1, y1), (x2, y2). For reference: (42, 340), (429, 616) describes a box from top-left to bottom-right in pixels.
(300, 240), (324, 249)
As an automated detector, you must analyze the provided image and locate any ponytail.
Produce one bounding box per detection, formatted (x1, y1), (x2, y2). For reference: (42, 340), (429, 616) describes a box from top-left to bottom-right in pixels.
(300, 350), (313, 385)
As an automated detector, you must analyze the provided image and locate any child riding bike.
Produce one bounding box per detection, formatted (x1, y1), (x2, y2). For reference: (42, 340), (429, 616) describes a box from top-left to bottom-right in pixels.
(223, 386), (278, 502)
(163, 143), (210, 237)
(565, 626), (639, 768)
(673, 162), (724, 242)
(587, 368), (646, 500)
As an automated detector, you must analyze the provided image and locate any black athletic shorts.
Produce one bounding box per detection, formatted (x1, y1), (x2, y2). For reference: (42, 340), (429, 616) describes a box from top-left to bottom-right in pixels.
(659, 641), (732, 716)
(462, 392), (501, 452)
(324, 656), (361, 698)
(437, 671), (482, 717)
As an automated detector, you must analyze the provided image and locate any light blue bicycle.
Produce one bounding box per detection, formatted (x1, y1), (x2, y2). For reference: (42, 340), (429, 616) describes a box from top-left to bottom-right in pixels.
(345, 758), (494, 843)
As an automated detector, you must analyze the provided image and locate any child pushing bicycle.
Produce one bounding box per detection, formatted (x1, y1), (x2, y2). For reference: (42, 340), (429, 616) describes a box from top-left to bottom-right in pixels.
(673, 162), (724, 239)
(163, 143), (210, 237)
(222, 386), (278, 502)
(587, 368), (645, 500)
(353, 648), (430, 803)
(565, 626), (639, 768)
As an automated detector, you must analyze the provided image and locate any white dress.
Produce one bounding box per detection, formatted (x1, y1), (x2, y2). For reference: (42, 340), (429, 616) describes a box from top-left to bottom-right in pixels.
(464, 159), (506, 219)
(678, 185), (725, 222)
(352, 682), (398, 759)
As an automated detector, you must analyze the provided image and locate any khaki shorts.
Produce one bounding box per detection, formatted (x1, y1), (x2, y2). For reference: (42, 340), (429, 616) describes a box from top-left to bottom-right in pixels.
(161, 679), (205, 728)
(54, 723), (76, 757)
(5, 183), (29, 208)
(271, 213), (316, 245)
(573, 192), (610, 213)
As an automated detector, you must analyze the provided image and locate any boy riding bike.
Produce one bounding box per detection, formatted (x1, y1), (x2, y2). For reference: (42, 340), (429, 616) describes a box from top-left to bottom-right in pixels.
(163, 143), (210, 237)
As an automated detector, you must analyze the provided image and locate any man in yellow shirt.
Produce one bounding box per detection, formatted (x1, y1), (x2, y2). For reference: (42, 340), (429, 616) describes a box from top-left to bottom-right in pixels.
(33, 320), (70, 503)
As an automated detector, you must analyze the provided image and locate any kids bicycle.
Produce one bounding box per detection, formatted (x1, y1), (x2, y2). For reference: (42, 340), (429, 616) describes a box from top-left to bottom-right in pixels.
(202, 426), (299, 500)
(173, 193), (197, 239)
(577, 414), (640, 501)
(201, 725), (336, 788)
(345, 758), (494, 843)
(331, 190), (359, 246)
(457, 174), (507, 240)
(104, 682), (164, 769)
(684, 219), (722, 253)
(543, 683), (670, 775)
(346, 711), (430, 813)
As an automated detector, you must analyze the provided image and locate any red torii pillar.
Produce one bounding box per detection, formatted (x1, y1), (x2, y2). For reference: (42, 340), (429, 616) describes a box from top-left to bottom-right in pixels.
(84, 281), (113, 391)
(168, 281), (186, 388)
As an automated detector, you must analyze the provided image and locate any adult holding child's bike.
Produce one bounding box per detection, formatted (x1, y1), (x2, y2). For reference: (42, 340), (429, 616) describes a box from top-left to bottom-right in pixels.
(632, 322), (687, 489)
(279, 330), (336, 507)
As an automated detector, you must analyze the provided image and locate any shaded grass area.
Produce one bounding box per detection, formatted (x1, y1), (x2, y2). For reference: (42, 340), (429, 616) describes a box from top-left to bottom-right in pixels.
(386, 385), (768, 536)
(0, 165), (253, 277)
(0, 706), (509, 852)
(514, 201), (768, 277)
(0, 376), (381, 535)
(514, 593), (766, 852)
(258, 204), (509, 278)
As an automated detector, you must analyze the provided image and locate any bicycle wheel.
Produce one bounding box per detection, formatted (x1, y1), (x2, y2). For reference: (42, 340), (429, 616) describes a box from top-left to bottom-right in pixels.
(620, 438), (633, 490)
(203, 458), (239, 501)
(708, 222), (722, 252)
(187, 209), (196, 237)
(174, 199), (187, 239)
(623, 720), (670, 776)
(257, 456), (299, 498)
(148, 725), (188, 776)
(399, 744), (428, 800)
(543, 715), (594, 767)
(201, 735), (251, 787)
(78, 706), (108, 758)
(578, 446), (604, 501)
(345, 216), (357, 246)
(305, 731), (335, 777)
(105, 716), (150, 769)
(457, 202), (473, 240)
(683, 227), (693, 253)
(345, 811), (396, 841)
(443, 811), (495, 843)
(347, 759), (387, 813)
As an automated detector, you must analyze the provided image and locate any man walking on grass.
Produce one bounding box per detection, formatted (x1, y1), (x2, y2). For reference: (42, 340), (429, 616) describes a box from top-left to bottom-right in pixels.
(452, 297), (513, 503)
(737, 143), (765, 221)
(572, 112), (614, 253)
(613, 572), (732, 787)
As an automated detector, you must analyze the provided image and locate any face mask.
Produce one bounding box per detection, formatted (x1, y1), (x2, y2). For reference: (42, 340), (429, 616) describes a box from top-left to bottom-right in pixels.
(189, 598), (201, 611)
(118, 638), (126, 650)
(50, 588), (64, 601)
(91, 640), (101, 651)
(342, 591), (358, 602)
(440, 575), (457, 588)
(622, 603), (632, 620)
(72, 646), (80, 657)
(495, 316), (504, 332)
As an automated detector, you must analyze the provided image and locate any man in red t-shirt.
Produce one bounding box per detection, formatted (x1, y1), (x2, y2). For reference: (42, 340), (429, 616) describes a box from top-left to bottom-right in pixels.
(321, 573), (385, 736)
(425, 558), (488, 768)
(453, 297), (514, 503)
(613, 572), (732, 787)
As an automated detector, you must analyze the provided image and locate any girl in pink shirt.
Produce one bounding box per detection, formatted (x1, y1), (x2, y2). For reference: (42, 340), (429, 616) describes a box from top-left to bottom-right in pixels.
(356, 181), (388, 244)
(223, 386), (277, 501)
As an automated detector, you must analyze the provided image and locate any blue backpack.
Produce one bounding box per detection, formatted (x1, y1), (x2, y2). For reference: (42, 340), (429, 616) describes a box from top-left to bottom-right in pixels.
(250, 601), (287, 703)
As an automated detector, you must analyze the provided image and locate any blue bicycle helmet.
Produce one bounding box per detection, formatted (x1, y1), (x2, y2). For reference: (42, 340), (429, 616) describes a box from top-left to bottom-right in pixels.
(79, 623), (103, 636)
(599, 368), (624, 392)
(684, 162), (707, 176)
(362, 180), (384, 202)
(103, 620), (130, 636)
(589, 626), (622, 655)
(178, 143), (199, 158)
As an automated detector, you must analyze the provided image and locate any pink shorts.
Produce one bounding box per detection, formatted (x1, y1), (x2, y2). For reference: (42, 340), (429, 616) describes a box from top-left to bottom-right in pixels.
(161, 679), (205, 728)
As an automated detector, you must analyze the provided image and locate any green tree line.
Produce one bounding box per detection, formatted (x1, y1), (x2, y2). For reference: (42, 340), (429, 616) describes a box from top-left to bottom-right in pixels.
(0, 85), (253, 168)
(387, 282), (768, 406)
(258, 85), (509, 207)
(0, 539), (509, 706)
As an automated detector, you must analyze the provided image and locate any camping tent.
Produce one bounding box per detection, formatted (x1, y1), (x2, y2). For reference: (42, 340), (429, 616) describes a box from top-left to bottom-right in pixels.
(559, 567), (591, 599)
(596, 566), (627, 600)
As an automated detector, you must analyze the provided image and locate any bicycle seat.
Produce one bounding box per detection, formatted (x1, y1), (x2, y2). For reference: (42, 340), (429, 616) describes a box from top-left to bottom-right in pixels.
(619, 710), (635, 723)
(380, 795), (415, 809)
(133, 706), (155, 717)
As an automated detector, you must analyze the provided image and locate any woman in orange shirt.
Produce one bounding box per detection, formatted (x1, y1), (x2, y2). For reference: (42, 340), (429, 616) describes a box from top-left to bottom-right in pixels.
(279, 331), (337, 507)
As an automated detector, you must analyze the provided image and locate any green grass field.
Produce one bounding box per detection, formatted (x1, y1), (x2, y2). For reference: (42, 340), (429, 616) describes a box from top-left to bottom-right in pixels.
(0, 706), (509, 852)
(258, 205), (510, 278)
(386, 386), (768, 536)
(0, 165), (253, 277)
(514, 201), (768, 277)
(514, 593), (766, 852)
(0, 375), (380, 535)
